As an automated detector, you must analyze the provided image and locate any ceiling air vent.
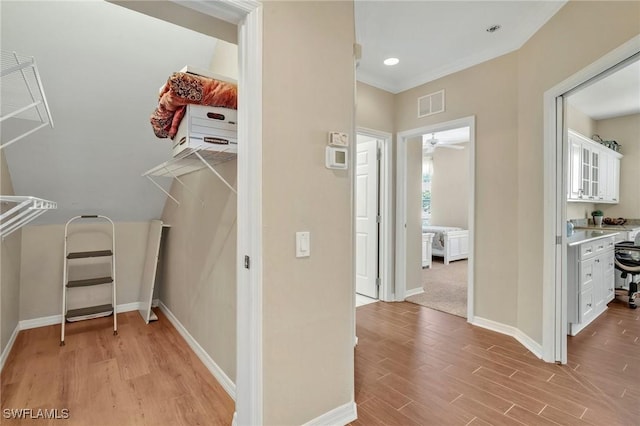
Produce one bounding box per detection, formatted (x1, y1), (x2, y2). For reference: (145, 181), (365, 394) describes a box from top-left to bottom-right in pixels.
(417, 89), (445, 118)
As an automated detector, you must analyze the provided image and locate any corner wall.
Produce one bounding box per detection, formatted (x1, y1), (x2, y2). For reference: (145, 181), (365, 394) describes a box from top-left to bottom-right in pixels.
(356, 81), (395, 133)
(261, 1), (355, 424)
(1, 151), (21, 359)
(431, 147), (469, 229)
(19, 222), (150, 320)
(395, 52), (519, 326)
(406, 137), (422, 292)
(159, 161), (237, 384)
(594, 113), (640, 219)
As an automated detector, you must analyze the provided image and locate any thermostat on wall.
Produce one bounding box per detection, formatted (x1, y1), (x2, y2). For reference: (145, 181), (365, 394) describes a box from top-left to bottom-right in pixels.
(326, 146), (348, 169)
(328, 131), (349, 147)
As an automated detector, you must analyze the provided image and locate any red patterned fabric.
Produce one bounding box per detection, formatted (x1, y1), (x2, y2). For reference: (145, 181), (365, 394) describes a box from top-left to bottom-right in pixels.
(150, 72), (237, 139)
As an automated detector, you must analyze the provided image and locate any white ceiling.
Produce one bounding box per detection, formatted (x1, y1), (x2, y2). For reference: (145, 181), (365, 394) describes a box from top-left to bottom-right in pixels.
(355, 1), (566, 94)
(567, 59), (640, 120)
(1, 1), (218, 224)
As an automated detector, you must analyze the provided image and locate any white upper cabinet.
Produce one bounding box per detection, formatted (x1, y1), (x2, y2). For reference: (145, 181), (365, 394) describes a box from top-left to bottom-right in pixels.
(567, 129), (622, 204)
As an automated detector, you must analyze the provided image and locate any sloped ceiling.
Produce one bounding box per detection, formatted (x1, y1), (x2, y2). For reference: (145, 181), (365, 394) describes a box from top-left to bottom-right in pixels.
(1, 0), (219, 224)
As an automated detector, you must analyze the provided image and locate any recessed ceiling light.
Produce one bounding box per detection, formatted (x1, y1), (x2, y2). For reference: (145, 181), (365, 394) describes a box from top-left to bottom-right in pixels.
(383, 57), (399, 66)
(486, 25), (501, 33)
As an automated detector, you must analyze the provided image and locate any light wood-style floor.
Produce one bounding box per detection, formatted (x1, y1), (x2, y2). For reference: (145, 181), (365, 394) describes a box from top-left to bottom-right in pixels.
(353, 300), (639, 425)
(3, 301), (638, 425)
(1, 310), (234, 425)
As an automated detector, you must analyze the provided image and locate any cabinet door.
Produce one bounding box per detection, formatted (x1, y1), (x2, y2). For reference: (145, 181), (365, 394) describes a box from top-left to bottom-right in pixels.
(603, 252), (615, 304)
(598, 151), (608, 201)
(593, 254), (605, 311)
(591, 149), (600, 200)
(568, 137), (583, 200)
(580, 257), (595, 290)
(610, 156), (620, 203)
(581, 146), (591, 198)
(580, 288), (594, 323)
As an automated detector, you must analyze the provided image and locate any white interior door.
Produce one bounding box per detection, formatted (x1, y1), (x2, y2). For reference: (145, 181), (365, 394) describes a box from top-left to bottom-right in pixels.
(356, 139), (379, 298)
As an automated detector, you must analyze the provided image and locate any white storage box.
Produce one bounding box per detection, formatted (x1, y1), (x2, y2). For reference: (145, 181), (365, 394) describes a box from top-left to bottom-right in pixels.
(173, 104), (237, 158)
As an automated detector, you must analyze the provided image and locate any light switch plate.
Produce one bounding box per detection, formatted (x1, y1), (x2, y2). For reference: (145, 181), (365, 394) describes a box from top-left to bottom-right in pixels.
(296, 231), (310, 258)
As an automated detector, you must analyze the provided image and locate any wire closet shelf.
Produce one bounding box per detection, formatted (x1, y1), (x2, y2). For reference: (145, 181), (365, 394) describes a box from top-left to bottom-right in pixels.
(142, 146), (237, 205)
(0, 196), (57, 239)
(1, 50), (54, 150)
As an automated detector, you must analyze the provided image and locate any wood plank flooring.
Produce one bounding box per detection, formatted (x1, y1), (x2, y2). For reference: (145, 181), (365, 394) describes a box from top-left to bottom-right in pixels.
(352, 300), (639, 426)
(2, 301), (637, 425)
(1, 310), (234, 425)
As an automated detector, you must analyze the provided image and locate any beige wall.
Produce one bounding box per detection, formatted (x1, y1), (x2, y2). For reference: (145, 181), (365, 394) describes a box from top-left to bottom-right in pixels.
(396, 52), (519, 326)
(19, 222), (149, 320)
(159, 37), (239, 382)
(160, 161), (237, 382)
(567, 104), (596, 138)
(431, 147), (469, 228)
(356, 81), (395, 133)
(406, 137), (423, 292)
(516, 0), (640, 342)
(262, 1), (355, 424)
(594, 113), (640, 218)
(1, 151), (21, 356)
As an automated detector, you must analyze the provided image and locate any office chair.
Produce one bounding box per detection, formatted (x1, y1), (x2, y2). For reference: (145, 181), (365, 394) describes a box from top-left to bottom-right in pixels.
(614, 234), (640, 309)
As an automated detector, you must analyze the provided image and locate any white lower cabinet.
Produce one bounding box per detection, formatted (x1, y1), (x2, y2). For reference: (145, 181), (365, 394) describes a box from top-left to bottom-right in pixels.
(568, 235), (616, 336)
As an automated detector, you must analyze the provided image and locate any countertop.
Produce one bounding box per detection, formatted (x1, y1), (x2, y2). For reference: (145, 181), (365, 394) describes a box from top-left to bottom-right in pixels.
(567, 230), (620, 247)
(573, 219), (640, 232)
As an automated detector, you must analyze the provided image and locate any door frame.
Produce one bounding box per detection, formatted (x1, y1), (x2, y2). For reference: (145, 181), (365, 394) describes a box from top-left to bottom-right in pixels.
(234, 3), (263, 425)
(356, 127), (393, 302)
(396, 116), (476, 320)
(177, 1), (264, 424)
(542, 35), (640, 363)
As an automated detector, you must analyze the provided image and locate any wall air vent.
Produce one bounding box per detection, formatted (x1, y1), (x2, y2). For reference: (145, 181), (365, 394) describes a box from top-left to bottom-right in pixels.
(417, 89), (445, 118)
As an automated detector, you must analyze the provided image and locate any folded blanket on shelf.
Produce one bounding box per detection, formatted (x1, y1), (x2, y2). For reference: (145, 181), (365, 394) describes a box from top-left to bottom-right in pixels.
(150, 72), (237, 139)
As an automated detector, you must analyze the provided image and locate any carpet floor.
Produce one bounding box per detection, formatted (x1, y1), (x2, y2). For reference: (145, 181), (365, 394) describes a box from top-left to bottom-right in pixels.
(405, 258), (468, 318)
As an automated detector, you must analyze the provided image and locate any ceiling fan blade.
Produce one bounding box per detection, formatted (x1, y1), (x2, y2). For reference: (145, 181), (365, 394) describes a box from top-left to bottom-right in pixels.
(437, 144), (464, 150)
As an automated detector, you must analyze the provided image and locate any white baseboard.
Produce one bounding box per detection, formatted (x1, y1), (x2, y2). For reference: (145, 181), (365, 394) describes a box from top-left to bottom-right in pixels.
(513, 329), (543, 359)
(19, 302), (142, 330)
(158, 301), (236, 400)
(303, 401), (357, 426)
(471, 316), (543, 359)
(0, 324), (20, 372)
(404, 287), (424, 298)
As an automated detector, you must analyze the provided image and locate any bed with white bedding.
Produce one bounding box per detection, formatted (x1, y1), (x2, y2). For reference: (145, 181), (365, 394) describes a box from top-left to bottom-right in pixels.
(422, 225), (469, 265)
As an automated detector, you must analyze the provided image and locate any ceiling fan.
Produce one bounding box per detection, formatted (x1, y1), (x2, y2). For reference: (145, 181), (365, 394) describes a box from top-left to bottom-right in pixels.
(423, 133), (465, 152)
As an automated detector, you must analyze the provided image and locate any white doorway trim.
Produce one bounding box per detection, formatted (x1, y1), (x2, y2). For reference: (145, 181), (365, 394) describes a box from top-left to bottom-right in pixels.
(234, 3), (263, 426)
(542, 35), (640, 363)
(356, 127), (393, 302)
(396, 116), (476, 320)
